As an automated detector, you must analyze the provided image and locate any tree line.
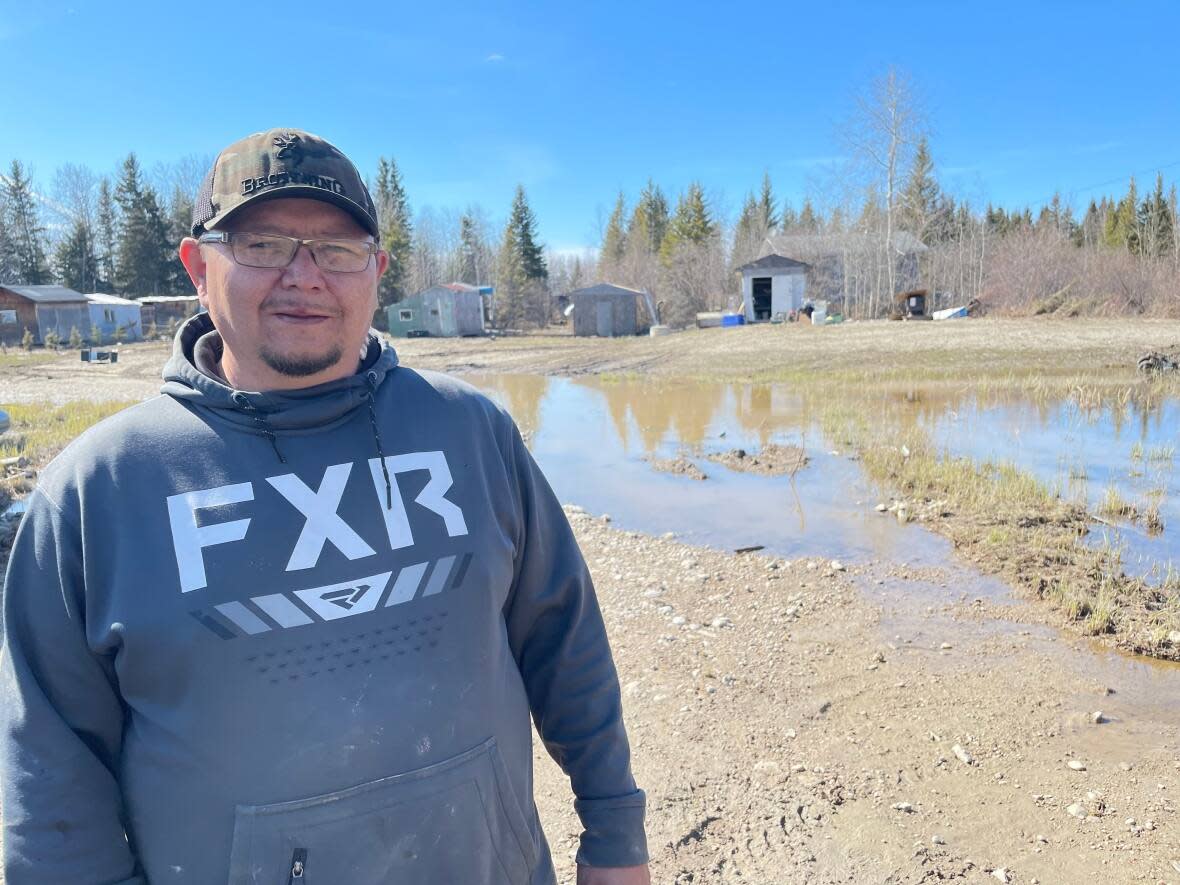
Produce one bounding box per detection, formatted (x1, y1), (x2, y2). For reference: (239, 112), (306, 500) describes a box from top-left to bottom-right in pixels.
(3, 68), (1179, 325)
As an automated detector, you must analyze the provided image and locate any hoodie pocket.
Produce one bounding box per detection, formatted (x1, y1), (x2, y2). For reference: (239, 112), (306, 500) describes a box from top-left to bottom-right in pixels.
(227, 737), (537, 884)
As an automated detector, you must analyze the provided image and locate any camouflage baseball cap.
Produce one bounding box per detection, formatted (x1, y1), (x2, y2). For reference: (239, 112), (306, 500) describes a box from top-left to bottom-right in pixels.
(191, 128), (379, 238)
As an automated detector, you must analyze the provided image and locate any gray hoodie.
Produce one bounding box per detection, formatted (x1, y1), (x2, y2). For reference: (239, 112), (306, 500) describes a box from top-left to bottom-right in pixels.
(0, 314), (646, 883)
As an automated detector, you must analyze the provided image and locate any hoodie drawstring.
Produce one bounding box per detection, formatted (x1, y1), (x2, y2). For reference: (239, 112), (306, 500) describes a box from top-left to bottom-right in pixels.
(366, 372), (393, 510)
(232, 392), (287, 465)
(228, 376), (388, 497)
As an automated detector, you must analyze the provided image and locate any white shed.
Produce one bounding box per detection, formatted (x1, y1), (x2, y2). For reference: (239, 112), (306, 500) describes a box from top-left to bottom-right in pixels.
(736, 254), (809, 322)
(84, 293), (143, 342)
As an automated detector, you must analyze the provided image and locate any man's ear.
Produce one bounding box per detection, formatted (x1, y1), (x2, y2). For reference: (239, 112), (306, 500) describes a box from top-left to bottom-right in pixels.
(178, 237), (208, 304)
(375, 249), (390, 280)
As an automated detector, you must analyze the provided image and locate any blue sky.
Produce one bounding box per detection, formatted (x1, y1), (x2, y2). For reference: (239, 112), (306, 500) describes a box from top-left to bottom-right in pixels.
(2, 0), (1178, 252)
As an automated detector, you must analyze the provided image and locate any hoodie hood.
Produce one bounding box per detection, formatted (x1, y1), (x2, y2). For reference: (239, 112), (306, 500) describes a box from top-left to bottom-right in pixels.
(161, 312), (399, 432)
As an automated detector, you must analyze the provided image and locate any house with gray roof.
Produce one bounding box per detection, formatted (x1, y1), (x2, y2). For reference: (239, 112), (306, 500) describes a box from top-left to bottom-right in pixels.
(567, 283), (651, 337)
(735, 254), (810, 322)
(85, 293), (144, 342)
(0, 284), (91, 345)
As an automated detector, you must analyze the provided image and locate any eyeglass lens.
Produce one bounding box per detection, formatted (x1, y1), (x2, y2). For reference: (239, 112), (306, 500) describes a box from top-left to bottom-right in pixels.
(231, 234), (372, 272)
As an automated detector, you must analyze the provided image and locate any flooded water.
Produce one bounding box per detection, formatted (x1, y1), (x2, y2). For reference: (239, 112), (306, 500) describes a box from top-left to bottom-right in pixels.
(469, 376), (1180, 584)
(469, 373), (1180, 744)
(921, 395), (1180, 581)
(469, 374), (948, 568)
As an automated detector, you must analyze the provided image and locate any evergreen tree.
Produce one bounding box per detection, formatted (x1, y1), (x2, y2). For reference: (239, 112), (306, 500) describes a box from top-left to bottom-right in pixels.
(495, 216), (529, 328)
(730, 192), (763, 271)
(3, 160), (51, 284)
(627, 180), (669, 255)
(506, 185), (546, 280)
(1170, 185), (1179, 260)
(797, 198), (820, 233)
(0, 201), (18, 282)
(928, 194), (957, 242)
(165, 185), (194, 292)
(374, 156), (413, 305)
(659, 183), (714, 263)
(757, 171), (777, 230)
(1033, 192), (1074, 239)
(899, 137), (941, 242)
(95, 178), (118, 291)
(113, 154), (173, 296)
(1104, 177), (1139, 252)
(458, 212), (481, 285)
(600, 192), (628, 266)
(734, 193), (759, 239)
(954, 202), (973, 240)
(1076, 199), (1102, 247)
(1138, 173), (1174, 258)
(778, 200), (797, 232)
(54, 217), (101, 292)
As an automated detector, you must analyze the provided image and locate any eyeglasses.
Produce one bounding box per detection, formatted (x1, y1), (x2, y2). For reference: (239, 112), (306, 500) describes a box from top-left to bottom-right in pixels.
(198, 231), (379, 273)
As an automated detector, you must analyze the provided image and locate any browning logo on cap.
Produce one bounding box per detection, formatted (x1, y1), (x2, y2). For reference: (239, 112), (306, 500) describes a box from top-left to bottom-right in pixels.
(240, 132), (348, 197)
(273, 132), (301, 160)
(191, 128), (380, 238)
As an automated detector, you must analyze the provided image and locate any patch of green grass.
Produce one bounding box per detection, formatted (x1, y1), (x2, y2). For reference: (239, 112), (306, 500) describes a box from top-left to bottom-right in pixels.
(986, 527), (1010, 545)
(1097, 485), (1139, 521)
(0, 351), (56, 369)
(0, 401), (137, 464)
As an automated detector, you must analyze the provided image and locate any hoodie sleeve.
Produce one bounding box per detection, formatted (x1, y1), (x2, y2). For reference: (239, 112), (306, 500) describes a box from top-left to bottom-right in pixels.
(500, 422), (648, 869)
(0, 489), (144, 884)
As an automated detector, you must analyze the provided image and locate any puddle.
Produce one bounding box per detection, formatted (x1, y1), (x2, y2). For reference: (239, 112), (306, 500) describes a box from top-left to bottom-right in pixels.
(920, 394), (1180, 581)
(472, 376), (1180, 580)
(469, 373), (1180, 723)
(471, 374), (946, 566)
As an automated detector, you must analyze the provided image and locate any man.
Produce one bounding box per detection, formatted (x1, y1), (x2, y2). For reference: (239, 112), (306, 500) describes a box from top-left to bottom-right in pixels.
(0, 128), (649, 884)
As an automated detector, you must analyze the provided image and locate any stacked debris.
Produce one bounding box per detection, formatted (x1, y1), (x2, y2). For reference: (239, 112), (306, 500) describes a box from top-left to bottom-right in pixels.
(1137, 351), (1180, 374)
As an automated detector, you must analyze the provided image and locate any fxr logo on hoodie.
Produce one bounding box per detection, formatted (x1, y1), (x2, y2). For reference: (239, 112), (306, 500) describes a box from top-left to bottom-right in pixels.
(166, 451), (468, 594)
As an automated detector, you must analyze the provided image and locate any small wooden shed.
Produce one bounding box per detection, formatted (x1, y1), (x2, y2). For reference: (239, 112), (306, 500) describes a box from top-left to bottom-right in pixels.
(736, 254), (809, 322)
(0, 284), (90, 345)
(387, 283), (486, 338)
(891, 288), (932, 321)
(85, 293), (143, 342)
(568, 283), (648, 337)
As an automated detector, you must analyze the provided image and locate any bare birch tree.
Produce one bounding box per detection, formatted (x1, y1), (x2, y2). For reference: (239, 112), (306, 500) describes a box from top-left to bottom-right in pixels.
(841, 66), (924, 315)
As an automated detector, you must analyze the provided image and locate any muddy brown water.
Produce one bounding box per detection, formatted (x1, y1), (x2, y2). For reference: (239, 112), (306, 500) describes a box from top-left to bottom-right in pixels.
(474, 375), (1180, 578)
(470, 374), (1180, 725)
(469, 374), (949, 565)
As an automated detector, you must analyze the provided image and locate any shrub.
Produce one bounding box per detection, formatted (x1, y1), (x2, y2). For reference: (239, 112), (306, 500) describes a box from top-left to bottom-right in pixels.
(20, 328), (34, 351)
(68, 326), (83, 348)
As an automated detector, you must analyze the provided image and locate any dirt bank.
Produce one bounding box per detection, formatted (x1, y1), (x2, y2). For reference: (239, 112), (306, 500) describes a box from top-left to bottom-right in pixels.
(546, 510), (1180, 884)
(706, 443), (808, 476)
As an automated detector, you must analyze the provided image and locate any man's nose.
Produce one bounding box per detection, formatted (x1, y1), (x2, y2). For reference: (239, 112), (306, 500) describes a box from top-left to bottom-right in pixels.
(281, 242), (326, 285)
